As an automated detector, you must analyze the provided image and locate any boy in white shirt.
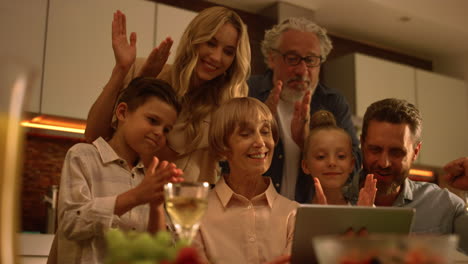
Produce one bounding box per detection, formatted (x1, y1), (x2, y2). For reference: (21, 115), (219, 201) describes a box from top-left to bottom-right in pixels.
(55, 77), (183, 263)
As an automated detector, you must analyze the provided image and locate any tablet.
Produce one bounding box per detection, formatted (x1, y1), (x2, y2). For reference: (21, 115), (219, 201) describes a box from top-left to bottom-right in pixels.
(290, 204), (415, 264)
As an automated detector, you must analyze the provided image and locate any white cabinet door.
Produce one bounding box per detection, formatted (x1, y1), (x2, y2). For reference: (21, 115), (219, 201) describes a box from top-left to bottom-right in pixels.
(42, 0), (156, 119)
(354, 54), (416, 117)
(0, 0), (48, 113)
(416, 69), (468, 167)
(155, 4), (197, 64)
(323, 53), (416, 118)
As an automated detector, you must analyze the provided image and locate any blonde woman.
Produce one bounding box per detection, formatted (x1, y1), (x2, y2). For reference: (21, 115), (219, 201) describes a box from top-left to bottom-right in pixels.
(86, 6), (251, 183)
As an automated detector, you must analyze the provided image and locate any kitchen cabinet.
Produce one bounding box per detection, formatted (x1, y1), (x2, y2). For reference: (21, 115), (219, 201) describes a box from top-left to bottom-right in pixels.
(18, 233), (54, 264)
(322, 53), (468, 167)
(1, 0), (48, 113)
(415, 69), (468, 167)
(154, 4), (197, 64)
(323, 53), (416, 118)
(41, 0), (157, 119)
(5, 1), (196, 120)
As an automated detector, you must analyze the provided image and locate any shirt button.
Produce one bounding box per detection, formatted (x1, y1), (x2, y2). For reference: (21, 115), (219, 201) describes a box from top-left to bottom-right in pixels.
(249, 237), (255, 242)
(278, 154), (283, 159)
(275, 183), (280, 188)
(247, 205), (252, 209)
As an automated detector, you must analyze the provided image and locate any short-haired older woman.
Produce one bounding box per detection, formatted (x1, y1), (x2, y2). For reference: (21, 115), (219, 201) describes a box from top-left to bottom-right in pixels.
(194, 97), (298, 264)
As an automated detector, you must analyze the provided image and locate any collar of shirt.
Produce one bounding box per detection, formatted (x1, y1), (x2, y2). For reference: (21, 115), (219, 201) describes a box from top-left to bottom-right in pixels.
(92, 137), (145, 170)
(393, 178), (414, 206)
(215, 176), (277, 208)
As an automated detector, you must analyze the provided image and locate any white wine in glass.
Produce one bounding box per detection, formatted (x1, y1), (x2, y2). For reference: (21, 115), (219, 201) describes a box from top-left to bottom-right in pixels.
(164, 182), (209, 244)
(464, 191), (468, 212)
(1, 60), (32, 263)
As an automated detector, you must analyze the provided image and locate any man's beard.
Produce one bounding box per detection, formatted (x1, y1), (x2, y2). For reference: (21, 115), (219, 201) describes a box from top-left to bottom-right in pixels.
(376, 180), (402, 195)
(280, 86), (306, 103)
(279, 77), (315, 103)
(374, 169), (409, 196)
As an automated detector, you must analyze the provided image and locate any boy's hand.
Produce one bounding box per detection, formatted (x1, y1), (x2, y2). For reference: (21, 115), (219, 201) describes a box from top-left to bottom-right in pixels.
(112, 10), (136, 71)
(137, 157), (184, 206)
(114, 157), (183, 216)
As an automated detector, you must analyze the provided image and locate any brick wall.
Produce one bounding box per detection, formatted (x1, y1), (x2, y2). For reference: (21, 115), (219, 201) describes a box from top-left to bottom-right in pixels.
(21, 132), (84, 233)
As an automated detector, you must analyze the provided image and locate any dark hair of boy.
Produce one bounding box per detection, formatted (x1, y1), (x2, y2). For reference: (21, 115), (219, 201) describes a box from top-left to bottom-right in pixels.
(118, 77), (181, 114)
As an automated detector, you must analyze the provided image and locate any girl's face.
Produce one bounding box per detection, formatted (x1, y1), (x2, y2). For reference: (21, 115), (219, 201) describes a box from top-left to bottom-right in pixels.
(193, 23), (238, 85)
(302, 129), (354, 189)
(226, 116), (275, 177)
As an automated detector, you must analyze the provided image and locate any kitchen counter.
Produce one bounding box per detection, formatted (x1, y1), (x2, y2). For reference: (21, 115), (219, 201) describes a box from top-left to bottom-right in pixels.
(18, 233), (54, 264)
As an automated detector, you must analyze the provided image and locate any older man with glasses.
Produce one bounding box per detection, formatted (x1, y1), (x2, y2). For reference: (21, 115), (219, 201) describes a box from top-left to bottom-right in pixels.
(248, 17), (361, 203)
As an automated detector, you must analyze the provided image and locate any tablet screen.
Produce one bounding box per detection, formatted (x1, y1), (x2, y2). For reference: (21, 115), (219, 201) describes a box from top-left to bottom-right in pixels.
(290, 204), (415, 264)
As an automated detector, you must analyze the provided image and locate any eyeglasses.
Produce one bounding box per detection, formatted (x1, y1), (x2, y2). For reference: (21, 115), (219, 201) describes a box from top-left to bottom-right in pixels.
(272, 49), (322, 67)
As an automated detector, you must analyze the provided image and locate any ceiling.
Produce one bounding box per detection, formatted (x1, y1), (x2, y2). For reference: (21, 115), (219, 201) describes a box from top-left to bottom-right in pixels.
(207, 0), (468, 61)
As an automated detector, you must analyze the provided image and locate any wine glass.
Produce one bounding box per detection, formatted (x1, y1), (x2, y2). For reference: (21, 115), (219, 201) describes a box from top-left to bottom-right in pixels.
(1, 60), (33, 263)
(464, 191), (468, 212)
(164, 182), (210, 244)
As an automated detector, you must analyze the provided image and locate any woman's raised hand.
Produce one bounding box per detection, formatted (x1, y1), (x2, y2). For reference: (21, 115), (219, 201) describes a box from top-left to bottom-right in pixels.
(138, 37), (173, 78)
(112, 10), (137, 71)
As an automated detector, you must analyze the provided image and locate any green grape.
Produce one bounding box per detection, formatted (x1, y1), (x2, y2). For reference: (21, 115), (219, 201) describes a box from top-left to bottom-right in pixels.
(175, 238), (190, 249)
(131, 260), (155, 264)
(164, 246), (178, 261)
(105, 229), (132, 263)
(105, 229), (186, 264)
(153, 231), (173, 247)
(106, 228), (126, 249)
(106, 249), (133, 264)
(126, 230), (139, 240)
(129, 232), (158, 260)
(152, 245), (172, 261)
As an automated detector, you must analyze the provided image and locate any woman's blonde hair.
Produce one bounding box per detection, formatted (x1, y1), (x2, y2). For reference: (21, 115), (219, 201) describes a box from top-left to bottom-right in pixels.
(171, 6), (251, 151)
(209, 97), (278, 161)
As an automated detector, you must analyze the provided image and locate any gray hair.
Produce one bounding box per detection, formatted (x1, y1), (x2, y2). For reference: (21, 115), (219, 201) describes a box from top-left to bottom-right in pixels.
(261, 17), (333, 65)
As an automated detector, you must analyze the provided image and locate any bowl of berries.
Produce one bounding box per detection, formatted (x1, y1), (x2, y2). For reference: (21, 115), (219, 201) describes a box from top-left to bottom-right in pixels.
(312, 234), (459, 264)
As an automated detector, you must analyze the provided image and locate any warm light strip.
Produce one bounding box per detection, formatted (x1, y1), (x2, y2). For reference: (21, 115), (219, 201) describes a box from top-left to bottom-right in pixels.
(409, 169), (434, 177)
(20, 121), (85, 134)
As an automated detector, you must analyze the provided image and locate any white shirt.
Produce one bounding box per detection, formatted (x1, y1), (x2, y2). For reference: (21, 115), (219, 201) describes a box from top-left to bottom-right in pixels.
(55, 137), (148, 264)
(277, 99), (301, 200)
(193, 177), (298, 264)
